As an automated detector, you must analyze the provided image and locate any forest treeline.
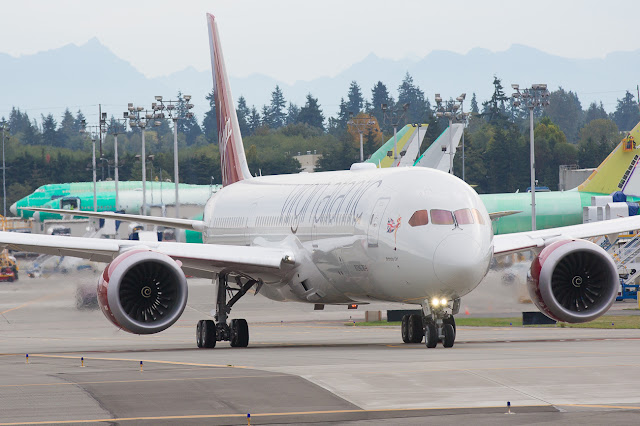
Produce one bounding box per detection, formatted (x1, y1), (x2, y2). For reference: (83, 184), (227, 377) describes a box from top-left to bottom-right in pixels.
(2, 73), (639, 211)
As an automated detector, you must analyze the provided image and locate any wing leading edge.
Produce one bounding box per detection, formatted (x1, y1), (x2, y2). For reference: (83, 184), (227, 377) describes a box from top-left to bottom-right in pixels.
(0, 231), (295, 279)
(493, 215), (640, 256)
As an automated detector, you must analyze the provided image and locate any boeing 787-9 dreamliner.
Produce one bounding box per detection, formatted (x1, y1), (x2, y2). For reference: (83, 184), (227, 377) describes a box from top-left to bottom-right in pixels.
(2, 13), (640, 349)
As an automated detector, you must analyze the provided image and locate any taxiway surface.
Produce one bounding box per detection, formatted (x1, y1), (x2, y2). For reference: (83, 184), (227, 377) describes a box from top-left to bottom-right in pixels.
(1, 271), (639, 425)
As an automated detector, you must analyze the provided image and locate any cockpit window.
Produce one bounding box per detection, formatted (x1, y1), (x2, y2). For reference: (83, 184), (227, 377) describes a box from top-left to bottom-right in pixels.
(472, 208), (486, 225)
(454, 209), (474, 225)
(430, 209), (454, 225)
(408, 210), (429, 227)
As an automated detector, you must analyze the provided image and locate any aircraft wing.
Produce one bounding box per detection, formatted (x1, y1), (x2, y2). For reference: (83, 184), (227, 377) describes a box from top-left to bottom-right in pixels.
(493, 215), (640, 256)
(25, 207), (205, 232)
(0, 231), (295, 279)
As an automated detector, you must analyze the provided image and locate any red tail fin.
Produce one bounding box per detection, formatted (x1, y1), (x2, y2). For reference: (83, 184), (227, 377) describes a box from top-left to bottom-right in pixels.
(207, 13), (252, 187)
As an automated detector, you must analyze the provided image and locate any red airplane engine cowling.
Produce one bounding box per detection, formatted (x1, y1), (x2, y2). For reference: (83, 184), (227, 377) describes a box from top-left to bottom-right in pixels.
(97, 249), (188, 334)
(527, 239), (618, 323)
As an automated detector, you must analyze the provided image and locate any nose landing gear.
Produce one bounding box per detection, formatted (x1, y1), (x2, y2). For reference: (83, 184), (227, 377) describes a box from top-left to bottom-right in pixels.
(196, 272), (259, 349)
(400, 298), (459, 348)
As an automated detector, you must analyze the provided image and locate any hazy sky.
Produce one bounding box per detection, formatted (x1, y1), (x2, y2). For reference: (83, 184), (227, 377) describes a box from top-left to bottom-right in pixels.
(1, 0), (638, 83)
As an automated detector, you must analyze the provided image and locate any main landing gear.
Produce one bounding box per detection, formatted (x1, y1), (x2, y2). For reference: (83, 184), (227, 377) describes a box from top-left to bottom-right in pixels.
(196, 272), (260, 349)
(400, 298), (460, 348)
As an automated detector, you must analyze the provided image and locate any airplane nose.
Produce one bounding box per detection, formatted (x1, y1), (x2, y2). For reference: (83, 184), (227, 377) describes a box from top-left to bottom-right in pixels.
(33, 212), (40, 222)
(9, 202), (17, 216)
(433, 234), (487, 290)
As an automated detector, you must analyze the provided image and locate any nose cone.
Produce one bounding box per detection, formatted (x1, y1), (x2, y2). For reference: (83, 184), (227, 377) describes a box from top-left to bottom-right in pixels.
(434, 234), (488, 291)
(10, 202), (17, 216)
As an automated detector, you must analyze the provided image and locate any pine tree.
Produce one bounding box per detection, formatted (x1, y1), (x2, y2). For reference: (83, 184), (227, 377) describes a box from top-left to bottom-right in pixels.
(236, 96), (251, 136)
(298, 94), (324, 130)
(261, 105), (273, 128)
(482, 76), (509, 124)
(41, 114), (59, 146)
(346, 81), (364, 115)
(470, 93), (479, 114)
(202, 89), (217, 143)
(397, 72), (428, 124)
(248, 107), (261, 134)
(584, 102), (608, 125)
(269, 85), (287, 129)
(370, 81), (393, 129)
(286, 102), (300, 126)
(612, 91), (640, 132)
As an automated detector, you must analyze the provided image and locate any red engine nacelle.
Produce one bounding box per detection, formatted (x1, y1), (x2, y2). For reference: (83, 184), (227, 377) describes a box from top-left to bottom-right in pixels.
(527, 239), (618, 323)
(98, 249), (188, 334)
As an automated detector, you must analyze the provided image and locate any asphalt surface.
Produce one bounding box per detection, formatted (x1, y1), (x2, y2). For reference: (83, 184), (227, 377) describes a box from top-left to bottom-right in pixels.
(1, 265), (640, 425)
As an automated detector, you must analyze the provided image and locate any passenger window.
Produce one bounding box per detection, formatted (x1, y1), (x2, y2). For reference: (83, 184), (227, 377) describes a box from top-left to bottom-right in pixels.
(472, 208), (486, 225)
(454, 209), (474, 225)
(408, 210), (429, 227)
(431, 209), (454, 225)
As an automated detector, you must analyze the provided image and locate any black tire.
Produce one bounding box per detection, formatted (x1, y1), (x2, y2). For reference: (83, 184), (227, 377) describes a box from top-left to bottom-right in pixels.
(401, 315), (410, 343)
(230, 319), (249, 347)
(202, 320), (217, 348)
(442, 323), (455, 348)
(408, 314), (423, 343)
(425, 322), (438, 348)
(8, 277), (13, 282)
(196, 320), (204, 348)
(444, 315), (456, 334)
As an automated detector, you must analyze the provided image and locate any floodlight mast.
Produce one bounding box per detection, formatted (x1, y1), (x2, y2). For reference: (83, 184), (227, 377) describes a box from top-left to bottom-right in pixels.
(382, 103), (409, 161)
(347, 112), (376, 162)
(152, 94), (194, 218)
(435, 93), (467, 176)
(511, 83), (550, 231)
(128, 104), (149, 215)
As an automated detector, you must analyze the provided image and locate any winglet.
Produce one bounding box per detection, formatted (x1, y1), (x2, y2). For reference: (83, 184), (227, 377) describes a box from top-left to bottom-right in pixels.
(207, 13), (252, 187)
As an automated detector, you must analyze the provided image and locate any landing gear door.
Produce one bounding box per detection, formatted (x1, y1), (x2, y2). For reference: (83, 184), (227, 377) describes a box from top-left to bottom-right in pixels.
(367, 198), (390, 247)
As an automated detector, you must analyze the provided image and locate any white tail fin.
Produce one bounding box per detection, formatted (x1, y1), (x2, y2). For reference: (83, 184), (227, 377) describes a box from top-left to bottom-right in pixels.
(207, 13), (252, 187)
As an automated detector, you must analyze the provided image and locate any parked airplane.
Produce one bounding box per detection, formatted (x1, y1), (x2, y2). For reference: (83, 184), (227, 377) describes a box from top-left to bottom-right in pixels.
(10, 181), (210, 219)
(2, 14), (639, 350)
(482, 122), (640, 234)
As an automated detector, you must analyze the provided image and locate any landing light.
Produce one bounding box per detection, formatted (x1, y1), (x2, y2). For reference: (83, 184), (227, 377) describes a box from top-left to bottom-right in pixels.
(431, 297), (440, 307)
(441, 298), (448, 306)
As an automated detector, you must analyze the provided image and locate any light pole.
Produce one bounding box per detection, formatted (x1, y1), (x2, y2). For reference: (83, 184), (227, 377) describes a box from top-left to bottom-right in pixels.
(347, 113), (376, 162)
(434, 93), (468, 175)
(107, 116), (128, 212)
(511, 83), (550, 231)
(151, 94), (194, 218)
(381, 103), (409, 162)
(126, 104), (149, 215)
(79, 121), (101, 212)
(1, 120), (9, 218)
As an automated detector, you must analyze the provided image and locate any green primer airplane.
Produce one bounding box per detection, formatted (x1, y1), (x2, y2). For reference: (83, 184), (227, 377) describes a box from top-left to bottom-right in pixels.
(480, 121), (640, 234)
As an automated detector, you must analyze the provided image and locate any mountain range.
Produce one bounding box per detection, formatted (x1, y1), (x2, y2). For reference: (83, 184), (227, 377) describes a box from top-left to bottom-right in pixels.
(1, 38), (638, 127)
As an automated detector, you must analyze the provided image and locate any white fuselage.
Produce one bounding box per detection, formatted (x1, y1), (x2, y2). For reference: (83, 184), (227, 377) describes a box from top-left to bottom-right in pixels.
(202, 167), (493, 306)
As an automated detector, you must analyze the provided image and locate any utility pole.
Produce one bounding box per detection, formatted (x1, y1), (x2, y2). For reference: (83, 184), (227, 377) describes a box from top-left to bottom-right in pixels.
(347, 113), (376, 162)
(434, 93), (468, 175)
(381, 103), (409, 163)
(152, 94), (194, 218)
(126, 104), (149, 215)
(1, 120), (9, 218)
(511, 83), (550, 231)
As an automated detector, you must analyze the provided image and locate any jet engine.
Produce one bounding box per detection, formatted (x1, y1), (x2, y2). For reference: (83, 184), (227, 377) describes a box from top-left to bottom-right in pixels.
(97, 249), (188, 334)
(527, 239), (618, 323)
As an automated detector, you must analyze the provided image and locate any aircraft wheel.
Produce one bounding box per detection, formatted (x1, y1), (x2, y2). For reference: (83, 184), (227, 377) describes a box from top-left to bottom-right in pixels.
(196, 320), (204, 348)
(401, 315), (410, 343)
(442, 323), (455, 348)
(202, 319), (217, 348)
(230, 319), (249, 347)
(425, 322), (438, 348)
(408, 314), (424, 343)
(444, 315), (456, 334)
